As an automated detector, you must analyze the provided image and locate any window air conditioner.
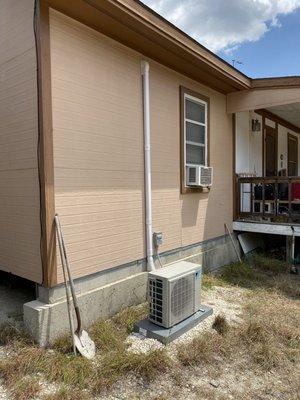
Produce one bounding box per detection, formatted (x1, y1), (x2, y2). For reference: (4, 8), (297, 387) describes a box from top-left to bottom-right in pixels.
(148, 261), (202, 328)
(187, 166), (213, 187)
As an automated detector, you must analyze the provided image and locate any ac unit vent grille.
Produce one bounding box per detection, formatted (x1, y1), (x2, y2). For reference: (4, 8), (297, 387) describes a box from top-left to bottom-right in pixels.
(188, 167), (196, 184)
(149, 278), (163, 324)
(170, 275), (194, 325)
(200, 167), (212, 186)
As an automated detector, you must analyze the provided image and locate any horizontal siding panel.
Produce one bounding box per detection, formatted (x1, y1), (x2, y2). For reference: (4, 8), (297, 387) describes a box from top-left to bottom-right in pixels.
(51, 10), (233, 283)
(0, 0), (41, 283)
(51, 10), (145, 282)
(0, 0), (35, 62)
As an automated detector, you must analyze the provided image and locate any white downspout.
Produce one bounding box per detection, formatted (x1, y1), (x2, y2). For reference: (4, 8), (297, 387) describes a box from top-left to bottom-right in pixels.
(141, 60), (155, 272)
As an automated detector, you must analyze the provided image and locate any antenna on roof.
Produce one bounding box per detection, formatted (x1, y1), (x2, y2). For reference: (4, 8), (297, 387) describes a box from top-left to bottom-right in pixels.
(232, 59), (244, 68)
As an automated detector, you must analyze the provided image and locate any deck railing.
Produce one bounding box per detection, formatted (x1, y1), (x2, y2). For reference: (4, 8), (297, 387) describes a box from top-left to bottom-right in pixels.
(236, 176), (300, 222)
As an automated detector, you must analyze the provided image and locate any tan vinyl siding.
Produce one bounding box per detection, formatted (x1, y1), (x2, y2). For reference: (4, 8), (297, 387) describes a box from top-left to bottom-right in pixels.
(50, 10), (233, 283)
(0, 0), (42, 283)
(50, 10), (145, 282)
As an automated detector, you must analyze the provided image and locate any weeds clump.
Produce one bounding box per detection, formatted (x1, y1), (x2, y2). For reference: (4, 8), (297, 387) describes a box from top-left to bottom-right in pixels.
(52, 333), (73, 354)
(220, 261), (261, 288)
(212, 315), (229, 335)
(202, 274), (228, 290)
(219, 255), (299, 298)
(42, 387), (91, 400)
(91, 348), (171, 394)
(0, 347), (44, 385)
(241, 290), (300, 369)
(250, 253), (289, 274)
(177, 331), (230, 366)
(112, 303), (148, 333)
(90, 320), (125, 352)
(9, 376), (41, 400)
(0, 323), (31, 347)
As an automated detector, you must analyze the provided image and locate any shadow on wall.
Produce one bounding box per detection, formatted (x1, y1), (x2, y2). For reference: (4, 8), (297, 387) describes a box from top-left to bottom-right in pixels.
(181, 193), (205, 228)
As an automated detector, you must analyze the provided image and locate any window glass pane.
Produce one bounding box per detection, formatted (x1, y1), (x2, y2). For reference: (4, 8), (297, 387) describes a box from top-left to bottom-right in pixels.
(186, 122), (205, 144)
(186, 99), (205, 123)
(186, 144), (205, 165)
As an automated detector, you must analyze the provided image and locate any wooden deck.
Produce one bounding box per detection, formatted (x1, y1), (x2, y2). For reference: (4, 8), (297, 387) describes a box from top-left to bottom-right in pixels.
(233, 220), (300, 236)
(236, 176), (300, 223)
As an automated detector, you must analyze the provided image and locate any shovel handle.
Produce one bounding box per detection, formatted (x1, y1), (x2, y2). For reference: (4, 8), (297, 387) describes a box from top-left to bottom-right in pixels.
(55, 214), (82, 335)
(74, 306), (82, 335)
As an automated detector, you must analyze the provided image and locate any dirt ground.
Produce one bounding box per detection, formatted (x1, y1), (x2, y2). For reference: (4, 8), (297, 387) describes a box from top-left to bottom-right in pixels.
(0, 281), (33, 326)
(0, 259), (299, 400)
(96, 285), (293, 400)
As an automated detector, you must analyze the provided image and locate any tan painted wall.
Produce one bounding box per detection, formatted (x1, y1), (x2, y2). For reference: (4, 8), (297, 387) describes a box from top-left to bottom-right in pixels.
(50, 10), (233, 283)
(0, 0), (42, 283)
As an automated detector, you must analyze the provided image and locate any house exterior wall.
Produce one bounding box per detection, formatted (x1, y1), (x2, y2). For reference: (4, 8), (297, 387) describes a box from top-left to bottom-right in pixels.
(278, 125), (300, 174)
(235, 111), (300, 177)
(0, 0), (42, 283)
(49, 10), (233, 283)
(235, 112), (250, 174)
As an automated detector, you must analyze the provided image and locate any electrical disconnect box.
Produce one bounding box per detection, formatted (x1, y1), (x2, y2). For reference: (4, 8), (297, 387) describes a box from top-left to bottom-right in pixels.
(153, 232), (163, 247)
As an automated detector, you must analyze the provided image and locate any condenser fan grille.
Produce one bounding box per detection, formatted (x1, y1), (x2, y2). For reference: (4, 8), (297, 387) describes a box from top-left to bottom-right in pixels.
(170, 275), (194, 325)
(149, 278), (163, 324)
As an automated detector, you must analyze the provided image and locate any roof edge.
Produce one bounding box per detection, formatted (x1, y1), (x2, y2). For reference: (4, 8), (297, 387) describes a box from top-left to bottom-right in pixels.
(252, 76), (300, 89)
(106, 0), (251, 90)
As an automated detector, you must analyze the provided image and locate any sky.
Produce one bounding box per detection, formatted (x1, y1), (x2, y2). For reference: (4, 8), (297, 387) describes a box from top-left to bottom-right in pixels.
(141, 0), (300, 78)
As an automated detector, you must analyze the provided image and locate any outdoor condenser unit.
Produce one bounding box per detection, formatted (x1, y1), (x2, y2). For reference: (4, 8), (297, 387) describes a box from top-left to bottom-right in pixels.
(148, 261), (202, 328)
(187, 166), (213, 187)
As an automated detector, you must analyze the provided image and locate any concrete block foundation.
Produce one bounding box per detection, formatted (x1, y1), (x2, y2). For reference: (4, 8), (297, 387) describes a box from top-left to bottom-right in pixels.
(23, 234), (241, 345)
(24, 272), (148, 346)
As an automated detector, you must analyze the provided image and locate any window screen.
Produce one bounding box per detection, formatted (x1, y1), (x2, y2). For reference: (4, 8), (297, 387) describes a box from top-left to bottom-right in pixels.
(185, 95), (207, 168)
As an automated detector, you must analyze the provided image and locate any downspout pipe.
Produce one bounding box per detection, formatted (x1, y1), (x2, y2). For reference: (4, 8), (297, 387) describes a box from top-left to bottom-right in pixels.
(141, 60), (155, 272)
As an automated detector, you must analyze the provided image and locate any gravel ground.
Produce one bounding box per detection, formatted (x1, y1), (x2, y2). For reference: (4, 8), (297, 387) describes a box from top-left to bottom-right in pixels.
(0, 285), (243, 400)
(98, 285), (247, 400)
(0, 284), (297, 400)
(125, 285), (245, 359)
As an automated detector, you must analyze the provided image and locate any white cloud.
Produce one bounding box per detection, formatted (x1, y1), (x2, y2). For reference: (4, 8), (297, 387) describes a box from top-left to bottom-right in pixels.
(141, 0), (300, 53)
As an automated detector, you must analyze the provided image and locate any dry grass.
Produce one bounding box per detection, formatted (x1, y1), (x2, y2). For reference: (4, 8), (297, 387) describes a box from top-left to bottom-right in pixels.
(0, 303), (170, 398)
(0, 254), (299, 399)
(219, 256), (300, 299)
(42, 387), (91, 400)
(112, 303), (149, 333)
(0, 322), (31, 347)
(177, 330), (231, 366)
(201, 273), (228, 290)
(241, 290), (300, 370)
(212, 314), (229, 335)
(9, 376), (41, 400)
(178, 258), (300, 375)
(91, 348), (171, 394)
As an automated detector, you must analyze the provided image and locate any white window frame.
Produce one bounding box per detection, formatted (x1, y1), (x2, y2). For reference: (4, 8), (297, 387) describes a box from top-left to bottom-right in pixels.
(184, 93), (208, 174)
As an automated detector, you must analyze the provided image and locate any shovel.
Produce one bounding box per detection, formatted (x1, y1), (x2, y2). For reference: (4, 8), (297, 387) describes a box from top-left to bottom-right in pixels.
(55, 214), (96, 359)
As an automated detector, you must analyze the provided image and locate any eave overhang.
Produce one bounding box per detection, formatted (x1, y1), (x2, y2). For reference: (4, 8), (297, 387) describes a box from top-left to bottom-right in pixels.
(227, 86), (300, 114)
(45, 0), (251, 93)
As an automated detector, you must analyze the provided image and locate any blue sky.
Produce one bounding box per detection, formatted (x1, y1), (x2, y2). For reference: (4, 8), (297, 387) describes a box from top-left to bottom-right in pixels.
(220, 9), (300, 78)
(142, 0), (300, 79)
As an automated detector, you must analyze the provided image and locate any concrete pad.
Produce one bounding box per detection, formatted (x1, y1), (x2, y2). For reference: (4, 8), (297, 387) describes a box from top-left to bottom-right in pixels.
(22, 234), (238, 345)
(134, 305), (213, 344)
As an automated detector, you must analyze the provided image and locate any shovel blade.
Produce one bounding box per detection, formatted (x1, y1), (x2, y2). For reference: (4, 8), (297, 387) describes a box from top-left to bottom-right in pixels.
(74, 330), (96, 359)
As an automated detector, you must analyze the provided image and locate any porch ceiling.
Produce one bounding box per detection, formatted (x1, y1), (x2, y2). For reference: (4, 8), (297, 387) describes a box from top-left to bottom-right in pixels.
(267, 103), (300, 129)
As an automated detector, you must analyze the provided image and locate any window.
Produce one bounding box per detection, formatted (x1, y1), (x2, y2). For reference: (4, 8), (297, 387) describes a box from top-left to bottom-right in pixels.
(180, 87), (210, 193)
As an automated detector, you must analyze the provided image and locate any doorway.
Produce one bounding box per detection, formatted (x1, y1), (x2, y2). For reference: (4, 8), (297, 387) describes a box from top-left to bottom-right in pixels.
(287, 133), (298, 176)
(265, 126), (277, 176)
